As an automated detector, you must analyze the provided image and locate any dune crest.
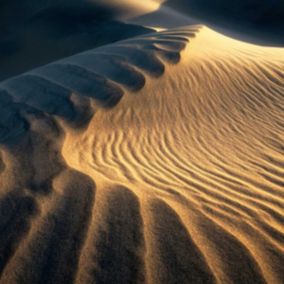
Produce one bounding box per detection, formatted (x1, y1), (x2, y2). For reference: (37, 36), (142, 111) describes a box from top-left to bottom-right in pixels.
(0, 26), (284, 284)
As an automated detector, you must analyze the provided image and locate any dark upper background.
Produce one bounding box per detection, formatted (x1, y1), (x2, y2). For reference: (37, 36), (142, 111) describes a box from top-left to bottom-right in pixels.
(165, 0), (284, 46)
(0, 0), (284, 82)
(0, 1), (153, 82)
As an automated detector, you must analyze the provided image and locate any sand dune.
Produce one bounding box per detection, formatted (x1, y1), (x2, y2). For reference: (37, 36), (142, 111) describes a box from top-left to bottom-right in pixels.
(0, 7), (284, 284)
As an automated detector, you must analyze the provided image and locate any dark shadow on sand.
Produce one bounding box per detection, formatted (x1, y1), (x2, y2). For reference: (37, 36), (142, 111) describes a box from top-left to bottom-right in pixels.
(0, 4), (153, 82)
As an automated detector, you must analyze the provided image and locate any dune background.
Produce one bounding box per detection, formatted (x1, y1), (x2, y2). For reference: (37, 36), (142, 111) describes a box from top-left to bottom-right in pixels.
(0, 1), (284, 284)
(165, 0), (284, 46)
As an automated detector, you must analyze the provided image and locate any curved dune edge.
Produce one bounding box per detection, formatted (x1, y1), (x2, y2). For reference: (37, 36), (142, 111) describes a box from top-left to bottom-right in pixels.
(0, 26), (284, 284)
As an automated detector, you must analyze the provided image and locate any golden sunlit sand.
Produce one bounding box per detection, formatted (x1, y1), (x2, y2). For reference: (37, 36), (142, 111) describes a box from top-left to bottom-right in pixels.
(0, 2), (283, 283)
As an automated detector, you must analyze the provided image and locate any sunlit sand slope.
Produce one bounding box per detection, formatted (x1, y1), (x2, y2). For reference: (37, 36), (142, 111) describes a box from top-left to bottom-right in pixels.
(0, 26), (283, 284)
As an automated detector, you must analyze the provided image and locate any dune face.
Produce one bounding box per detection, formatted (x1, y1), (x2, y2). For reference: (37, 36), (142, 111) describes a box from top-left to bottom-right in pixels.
(0, 25), (284, 283)
(1, 1), (284, 284)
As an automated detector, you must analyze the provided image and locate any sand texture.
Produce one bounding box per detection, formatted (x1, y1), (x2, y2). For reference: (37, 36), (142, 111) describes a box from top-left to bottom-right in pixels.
(0, 3), (284, 283)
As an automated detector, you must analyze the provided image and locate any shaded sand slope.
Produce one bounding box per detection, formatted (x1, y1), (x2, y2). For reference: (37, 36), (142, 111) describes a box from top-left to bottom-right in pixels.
(0, 26), (284, 284)
(0, 5), (153, 82)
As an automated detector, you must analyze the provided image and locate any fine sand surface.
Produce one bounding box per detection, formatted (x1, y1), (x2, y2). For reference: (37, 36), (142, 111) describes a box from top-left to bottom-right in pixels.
(0, 1), (284, 284)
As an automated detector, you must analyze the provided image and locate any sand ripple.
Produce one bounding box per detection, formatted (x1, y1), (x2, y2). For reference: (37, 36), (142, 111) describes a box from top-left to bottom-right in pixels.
(0, 26), (283, 283)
